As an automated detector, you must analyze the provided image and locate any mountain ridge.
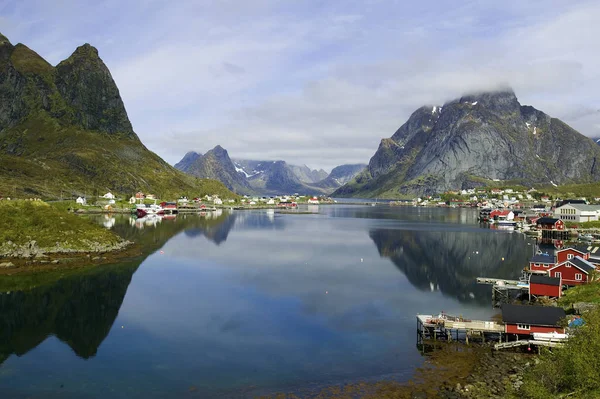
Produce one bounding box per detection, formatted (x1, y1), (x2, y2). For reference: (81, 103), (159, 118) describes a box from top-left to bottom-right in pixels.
(334, 89), (600, 197)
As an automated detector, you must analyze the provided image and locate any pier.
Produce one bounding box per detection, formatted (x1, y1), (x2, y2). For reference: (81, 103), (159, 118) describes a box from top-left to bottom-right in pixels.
(417, 314), (566, 351)
(417, 314), (505, 347)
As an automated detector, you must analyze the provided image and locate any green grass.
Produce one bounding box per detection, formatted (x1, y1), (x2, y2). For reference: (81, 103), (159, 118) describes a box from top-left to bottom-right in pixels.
(0, 114), (236, 201)
(0, 200), (121, 250)
(10, 44), (54, 77)
(565, 221), (600, 229)
(558, 277), (600, 308)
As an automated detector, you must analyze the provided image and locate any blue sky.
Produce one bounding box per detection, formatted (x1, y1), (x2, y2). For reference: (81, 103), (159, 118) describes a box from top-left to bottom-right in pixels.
(1, 0), (599, 170)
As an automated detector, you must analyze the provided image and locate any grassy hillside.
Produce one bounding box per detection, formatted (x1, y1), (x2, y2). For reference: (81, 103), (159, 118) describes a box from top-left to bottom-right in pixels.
(0, 112), (234, 200)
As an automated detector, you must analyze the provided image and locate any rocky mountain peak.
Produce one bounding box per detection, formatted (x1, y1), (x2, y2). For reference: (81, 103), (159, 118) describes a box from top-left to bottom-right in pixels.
(210, 145), (228, 156)
(55, 42), (135, 138)
(335, 88), (600, 197)
(445, 88), (520, 116)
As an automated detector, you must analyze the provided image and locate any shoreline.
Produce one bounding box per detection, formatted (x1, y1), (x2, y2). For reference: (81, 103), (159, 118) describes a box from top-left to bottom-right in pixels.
(0, 241), (142, 275)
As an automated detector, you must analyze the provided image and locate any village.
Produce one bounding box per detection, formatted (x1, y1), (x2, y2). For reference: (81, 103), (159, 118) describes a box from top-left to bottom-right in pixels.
(419, 205), (600, 354)
(65, 190), (337, 214)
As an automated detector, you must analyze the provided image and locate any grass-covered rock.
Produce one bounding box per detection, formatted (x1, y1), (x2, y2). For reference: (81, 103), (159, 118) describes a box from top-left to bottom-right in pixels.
(0, 200), (127, 257)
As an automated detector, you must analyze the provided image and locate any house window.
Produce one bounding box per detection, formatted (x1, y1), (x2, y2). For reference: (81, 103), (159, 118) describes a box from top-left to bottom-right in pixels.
(555, 272), (562, 278)
(576, 273), (583, 281)
(517, 324), (531, 330)
(566, 263), (571, 268)
(568, 254), (574, 260)
(543, 264), (549, 268)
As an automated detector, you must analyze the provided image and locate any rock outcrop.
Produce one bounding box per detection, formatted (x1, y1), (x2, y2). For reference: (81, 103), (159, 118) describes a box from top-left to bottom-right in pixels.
(335, 89), (600, 197)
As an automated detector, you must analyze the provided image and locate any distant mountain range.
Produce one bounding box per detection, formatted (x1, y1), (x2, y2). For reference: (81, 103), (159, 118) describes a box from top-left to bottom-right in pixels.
(0, 32), (233, 199)
(174, 147), (365, 195)
(334, 89), (600, 198)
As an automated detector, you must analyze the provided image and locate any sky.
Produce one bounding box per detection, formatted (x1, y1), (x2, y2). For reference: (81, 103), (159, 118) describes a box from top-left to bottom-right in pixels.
(1, 0), (599, 171)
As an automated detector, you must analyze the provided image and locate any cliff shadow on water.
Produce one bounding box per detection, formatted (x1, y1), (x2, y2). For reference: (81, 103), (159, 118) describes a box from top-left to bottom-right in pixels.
(369, 227), (532, 305)
(0, 211), (241, 365)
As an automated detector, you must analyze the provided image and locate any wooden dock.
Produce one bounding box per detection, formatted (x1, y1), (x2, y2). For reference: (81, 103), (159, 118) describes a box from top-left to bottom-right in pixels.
(417, 314), (505, 346)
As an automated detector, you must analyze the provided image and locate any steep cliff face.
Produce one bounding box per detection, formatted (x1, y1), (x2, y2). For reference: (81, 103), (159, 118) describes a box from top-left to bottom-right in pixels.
(335, 90), (600, 197)
(174, 146), (252, 194)
(0, 33), (233, 199)
(55, 44), (135, 138)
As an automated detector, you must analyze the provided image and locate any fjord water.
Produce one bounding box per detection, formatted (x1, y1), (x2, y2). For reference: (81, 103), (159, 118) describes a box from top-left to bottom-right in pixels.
(0, 206), (533, 398)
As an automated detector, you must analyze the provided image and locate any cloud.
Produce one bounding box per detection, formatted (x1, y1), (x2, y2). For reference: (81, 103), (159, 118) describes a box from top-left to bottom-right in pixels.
(1, 0), (600, 169)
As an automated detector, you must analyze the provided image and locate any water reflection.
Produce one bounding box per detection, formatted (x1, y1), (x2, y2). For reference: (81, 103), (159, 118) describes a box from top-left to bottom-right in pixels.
(0, 261), (138, 365)
(368, 227), (532, 304)
(0, 207), (532, 397)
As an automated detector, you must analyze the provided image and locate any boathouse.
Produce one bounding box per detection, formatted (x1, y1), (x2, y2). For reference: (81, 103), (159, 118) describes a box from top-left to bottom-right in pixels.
(548, 256), (595, 285)
(556, 247), (589, 263)
(529, 275), (561, 299)
(501, 304), (566, 335)
(529, 254), (556, 273)
(537, 217), (569, 242)
(536, 217), (565, 231)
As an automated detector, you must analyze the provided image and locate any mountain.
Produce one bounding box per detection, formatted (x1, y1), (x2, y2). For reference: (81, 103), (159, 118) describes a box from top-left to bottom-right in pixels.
(175, 149), (336, 195)
(288, 164), (328, 183)
(334, 89), (600, 197)
(173, 146), (252, 194)
(0, 33), (233, 199)
(233, 159), (313, 195)
(314, 163), (366, 190)
(174, 151), (202, 172)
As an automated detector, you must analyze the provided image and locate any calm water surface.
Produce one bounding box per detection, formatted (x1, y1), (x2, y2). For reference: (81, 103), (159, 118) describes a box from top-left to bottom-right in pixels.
(0, 205), (534, 398)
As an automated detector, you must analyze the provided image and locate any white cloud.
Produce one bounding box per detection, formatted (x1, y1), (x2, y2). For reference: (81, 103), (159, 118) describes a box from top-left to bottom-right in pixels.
(1, 0), (600, 169)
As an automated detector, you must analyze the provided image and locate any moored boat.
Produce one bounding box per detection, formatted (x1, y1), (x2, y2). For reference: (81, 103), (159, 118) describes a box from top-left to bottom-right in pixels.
(136, 203), (165, 218)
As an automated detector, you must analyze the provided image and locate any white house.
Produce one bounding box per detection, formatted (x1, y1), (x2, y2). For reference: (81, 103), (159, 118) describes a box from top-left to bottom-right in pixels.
(214, 197), (223, 205)
(102, 192), (115, 199)
(555, 204), (600, 222)
(129, 196), (136, 204)
(76, 197), (86, 205)
(267, 198), (275, 205)
(307, 197), (320, 204)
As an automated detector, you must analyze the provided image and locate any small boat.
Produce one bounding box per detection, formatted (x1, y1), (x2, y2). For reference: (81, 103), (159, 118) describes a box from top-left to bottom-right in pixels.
(532, 332), (568, 341)
(580, 234), (594, 241)
(136, 203), (164, 218)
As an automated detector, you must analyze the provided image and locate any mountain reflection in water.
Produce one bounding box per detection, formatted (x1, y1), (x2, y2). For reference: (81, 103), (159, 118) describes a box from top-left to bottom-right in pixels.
(0, 207), (533, 398)
(369, 228), (530, 304)
(0, 261), (138, 365)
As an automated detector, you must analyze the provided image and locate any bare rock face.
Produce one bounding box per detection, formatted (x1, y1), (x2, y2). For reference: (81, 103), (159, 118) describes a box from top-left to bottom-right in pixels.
(56, 44), (135, 138)
(335, 89), (600, 197)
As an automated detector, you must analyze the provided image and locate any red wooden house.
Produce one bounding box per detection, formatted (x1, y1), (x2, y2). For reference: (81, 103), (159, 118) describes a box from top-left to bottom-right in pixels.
(556, 247), (589, 263)
(536, 217), (565, 231)
(529, 275), (561, 299)
(501, 304), (566, 335)
(548, 256), (595, 285)
(135, 191), (145, 199)
(528, 254), (556, 273)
